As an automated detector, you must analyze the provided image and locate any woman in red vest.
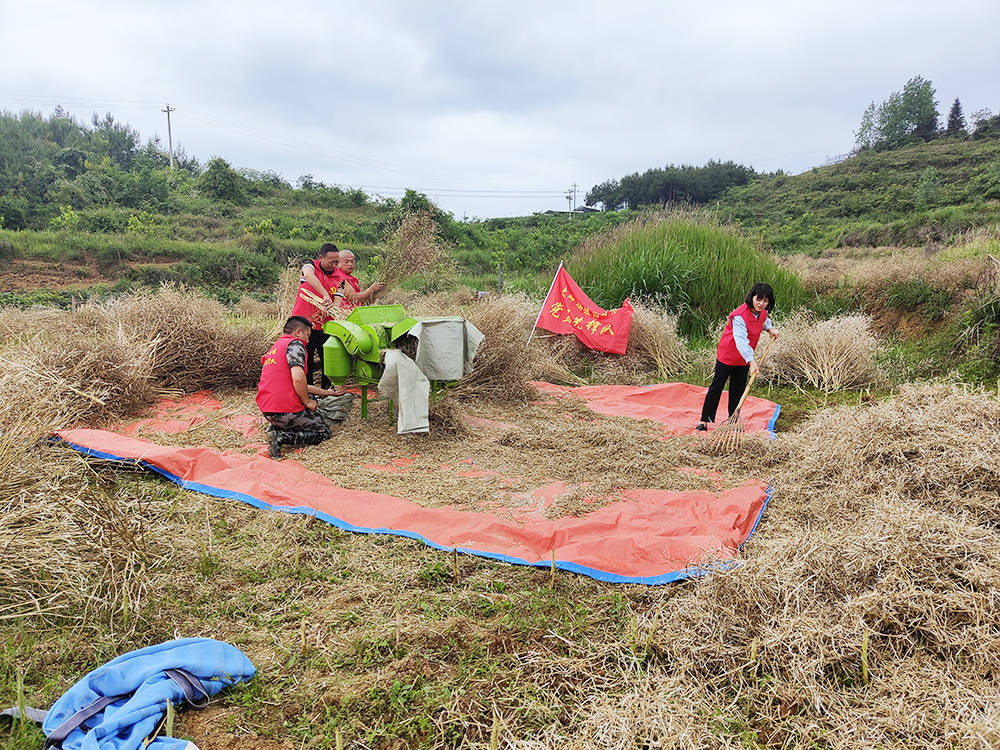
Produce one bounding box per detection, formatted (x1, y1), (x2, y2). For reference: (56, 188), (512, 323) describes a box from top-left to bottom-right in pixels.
(256, 316), (345, 458)
(697, 283), (779, 432)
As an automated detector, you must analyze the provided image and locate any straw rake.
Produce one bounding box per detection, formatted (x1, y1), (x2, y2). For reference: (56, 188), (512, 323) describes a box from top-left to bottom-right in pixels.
(705, 335), (775, 455)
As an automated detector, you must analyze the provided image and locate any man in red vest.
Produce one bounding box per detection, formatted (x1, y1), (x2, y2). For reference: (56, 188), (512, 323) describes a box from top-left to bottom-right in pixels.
(289, 243), (345, 388)
(256, 316), (344, 459)
(337, 249), (385, 311)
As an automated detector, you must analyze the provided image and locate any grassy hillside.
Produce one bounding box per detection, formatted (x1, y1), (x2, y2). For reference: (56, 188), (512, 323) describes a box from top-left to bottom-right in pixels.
(720, 137), (1000, 254)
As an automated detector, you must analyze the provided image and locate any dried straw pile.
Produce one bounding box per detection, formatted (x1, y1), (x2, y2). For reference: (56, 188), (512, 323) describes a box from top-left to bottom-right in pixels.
(453, 293), (580, 402)
(398, 290), (688, 394)
(560, 383), (1000, 748)
(0, 287), (277, 626)
(0, 354), (159, 625)
(762, 312), (882, 391)
(0, 441), (158, 626)
(783, 245), (989, 300)
(0, 310), (159, 429)
(74, 285), (277, 391)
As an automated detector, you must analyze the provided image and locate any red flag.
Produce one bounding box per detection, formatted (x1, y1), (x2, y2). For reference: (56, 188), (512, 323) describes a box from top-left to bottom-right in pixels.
(533, 265), (633, 354)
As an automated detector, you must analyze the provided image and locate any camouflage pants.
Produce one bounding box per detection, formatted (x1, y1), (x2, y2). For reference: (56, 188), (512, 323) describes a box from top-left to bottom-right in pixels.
(263, 408), (330, 448)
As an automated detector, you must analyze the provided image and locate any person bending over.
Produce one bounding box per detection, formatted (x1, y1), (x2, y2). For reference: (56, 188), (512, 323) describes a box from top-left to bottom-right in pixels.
(289, 242), (344, 388)
(256, 316), (345, 459)
(337, 249), (385, 311)
(696, 282), (779, 431)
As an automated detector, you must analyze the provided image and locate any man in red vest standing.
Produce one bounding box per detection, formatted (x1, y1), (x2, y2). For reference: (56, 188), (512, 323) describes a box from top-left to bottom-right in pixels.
(256, 316), (344, 459)
(289, 243), (344, 388)
(337, 249), (385, 311)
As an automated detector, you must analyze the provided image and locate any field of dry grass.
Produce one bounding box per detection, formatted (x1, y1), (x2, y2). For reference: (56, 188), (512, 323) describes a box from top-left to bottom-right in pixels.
(3, 284), (1000, 749)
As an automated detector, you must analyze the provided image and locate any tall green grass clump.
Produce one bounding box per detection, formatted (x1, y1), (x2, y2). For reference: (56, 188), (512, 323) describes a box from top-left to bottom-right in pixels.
(567, 215), (804, 337)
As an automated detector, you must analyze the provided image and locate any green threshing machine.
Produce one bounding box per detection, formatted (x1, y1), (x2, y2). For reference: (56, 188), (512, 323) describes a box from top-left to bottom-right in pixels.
(321, 304), (418, 417)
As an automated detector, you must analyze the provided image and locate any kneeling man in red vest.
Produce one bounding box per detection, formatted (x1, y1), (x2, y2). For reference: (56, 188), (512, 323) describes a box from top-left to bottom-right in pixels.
(256, 316), (346, 459)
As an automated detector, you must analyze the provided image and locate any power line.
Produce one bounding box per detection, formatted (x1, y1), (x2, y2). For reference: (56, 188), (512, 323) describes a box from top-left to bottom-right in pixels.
(0, 93), (163, 111)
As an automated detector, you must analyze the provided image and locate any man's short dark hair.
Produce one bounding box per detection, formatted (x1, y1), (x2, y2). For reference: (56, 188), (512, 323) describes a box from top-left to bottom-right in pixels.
(745, 283), (775, 312)
(284, 316), (312, 334)
(318, 243), (339, 256)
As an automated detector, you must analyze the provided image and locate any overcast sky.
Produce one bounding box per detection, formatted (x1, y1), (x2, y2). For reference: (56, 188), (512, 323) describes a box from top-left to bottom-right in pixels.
(1, 0), (998, 218)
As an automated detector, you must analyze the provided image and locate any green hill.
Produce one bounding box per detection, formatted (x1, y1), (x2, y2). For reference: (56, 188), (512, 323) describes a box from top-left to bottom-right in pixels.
(720, 137), (1000, 253)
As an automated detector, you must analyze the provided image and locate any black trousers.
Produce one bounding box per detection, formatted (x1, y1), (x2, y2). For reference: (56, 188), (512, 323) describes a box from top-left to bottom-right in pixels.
(700, 360), (750, 423)
(305, 329), (331, 388)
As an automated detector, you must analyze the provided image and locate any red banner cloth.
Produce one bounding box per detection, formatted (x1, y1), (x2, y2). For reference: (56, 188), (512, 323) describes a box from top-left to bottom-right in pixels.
(535, 266), (633, 354)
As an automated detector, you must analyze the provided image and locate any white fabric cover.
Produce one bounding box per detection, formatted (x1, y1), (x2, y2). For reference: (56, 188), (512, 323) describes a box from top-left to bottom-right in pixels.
(378, 350), (430, 434)
(407, 317), (485, 381)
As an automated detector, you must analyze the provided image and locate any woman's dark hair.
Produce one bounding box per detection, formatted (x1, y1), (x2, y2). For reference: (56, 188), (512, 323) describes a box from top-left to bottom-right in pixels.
(745, 282), (775, 312)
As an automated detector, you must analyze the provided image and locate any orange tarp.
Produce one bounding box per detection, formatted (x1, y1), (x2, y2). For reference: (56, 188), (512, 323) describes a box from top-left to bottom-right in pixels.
(55, 383), (779, 584)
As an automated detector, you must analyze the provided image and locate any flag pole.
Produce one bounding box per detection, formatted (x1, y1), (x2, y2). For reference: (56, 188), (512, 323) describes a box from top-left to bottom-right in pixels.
(527, 261), (563, 346)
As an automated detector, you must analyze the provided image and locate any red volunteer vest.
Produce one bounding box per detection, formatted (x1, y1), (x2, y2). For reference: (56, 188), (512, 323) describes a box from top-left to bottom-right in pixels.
(717, 303), (767, 366)
(339, 273), (362, 312)
(256, 334), (307, 413)
(290, 260), (344, 329)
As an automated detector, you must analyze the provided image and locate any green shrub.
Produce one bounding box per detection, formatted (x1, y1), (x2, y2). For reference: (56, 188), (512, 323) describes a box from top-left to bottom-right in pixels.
(956, 292), (1000, 383)
(49, 205), (80, 231)
(881, 278), (953, 320)
(197, 157), (247, 204)
(914, 167), (942, 210)
(567, 216), (805, 337)
(81, 206), (129, 234)
(193, 248), (279, 287)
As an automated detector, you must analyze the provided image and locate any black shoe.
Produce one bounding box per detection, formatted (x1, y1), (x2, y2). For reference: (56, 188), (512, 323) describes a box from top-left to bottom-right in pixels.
(695, 423), (708, 431)
(268, 433), (282, 459)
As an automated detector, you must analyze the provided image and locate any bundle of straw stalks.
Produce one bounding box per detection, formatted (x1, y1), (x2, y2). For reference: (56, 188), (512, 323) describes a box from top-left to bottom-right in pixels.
(295, 287), (348, 322)
(369, 211), (454, 292)
(275, 260), (304, 321)
(761, 311), (882, 391)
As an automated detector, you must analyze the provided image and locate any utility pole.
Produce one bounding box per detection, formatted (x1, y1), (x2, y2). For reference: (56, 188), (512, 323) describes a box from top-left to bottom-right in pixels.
(565, 189), (573, 217)
(161, 104), (176, 169)
(571, 183), (578, 211)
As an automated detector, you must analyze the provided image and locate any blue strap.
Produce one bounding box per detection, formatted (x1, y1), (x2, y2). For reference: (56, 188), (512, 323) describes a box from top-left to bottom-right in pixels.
(163, 669), (210, 709)
(0, 705), (49, 724)
(43, 694), (122, 749)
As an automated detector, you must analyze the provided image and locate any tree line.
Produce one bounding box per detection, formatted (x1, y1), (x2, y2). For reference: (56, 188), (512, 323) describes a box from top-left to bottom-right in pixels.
(585, 160), (756, 211)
